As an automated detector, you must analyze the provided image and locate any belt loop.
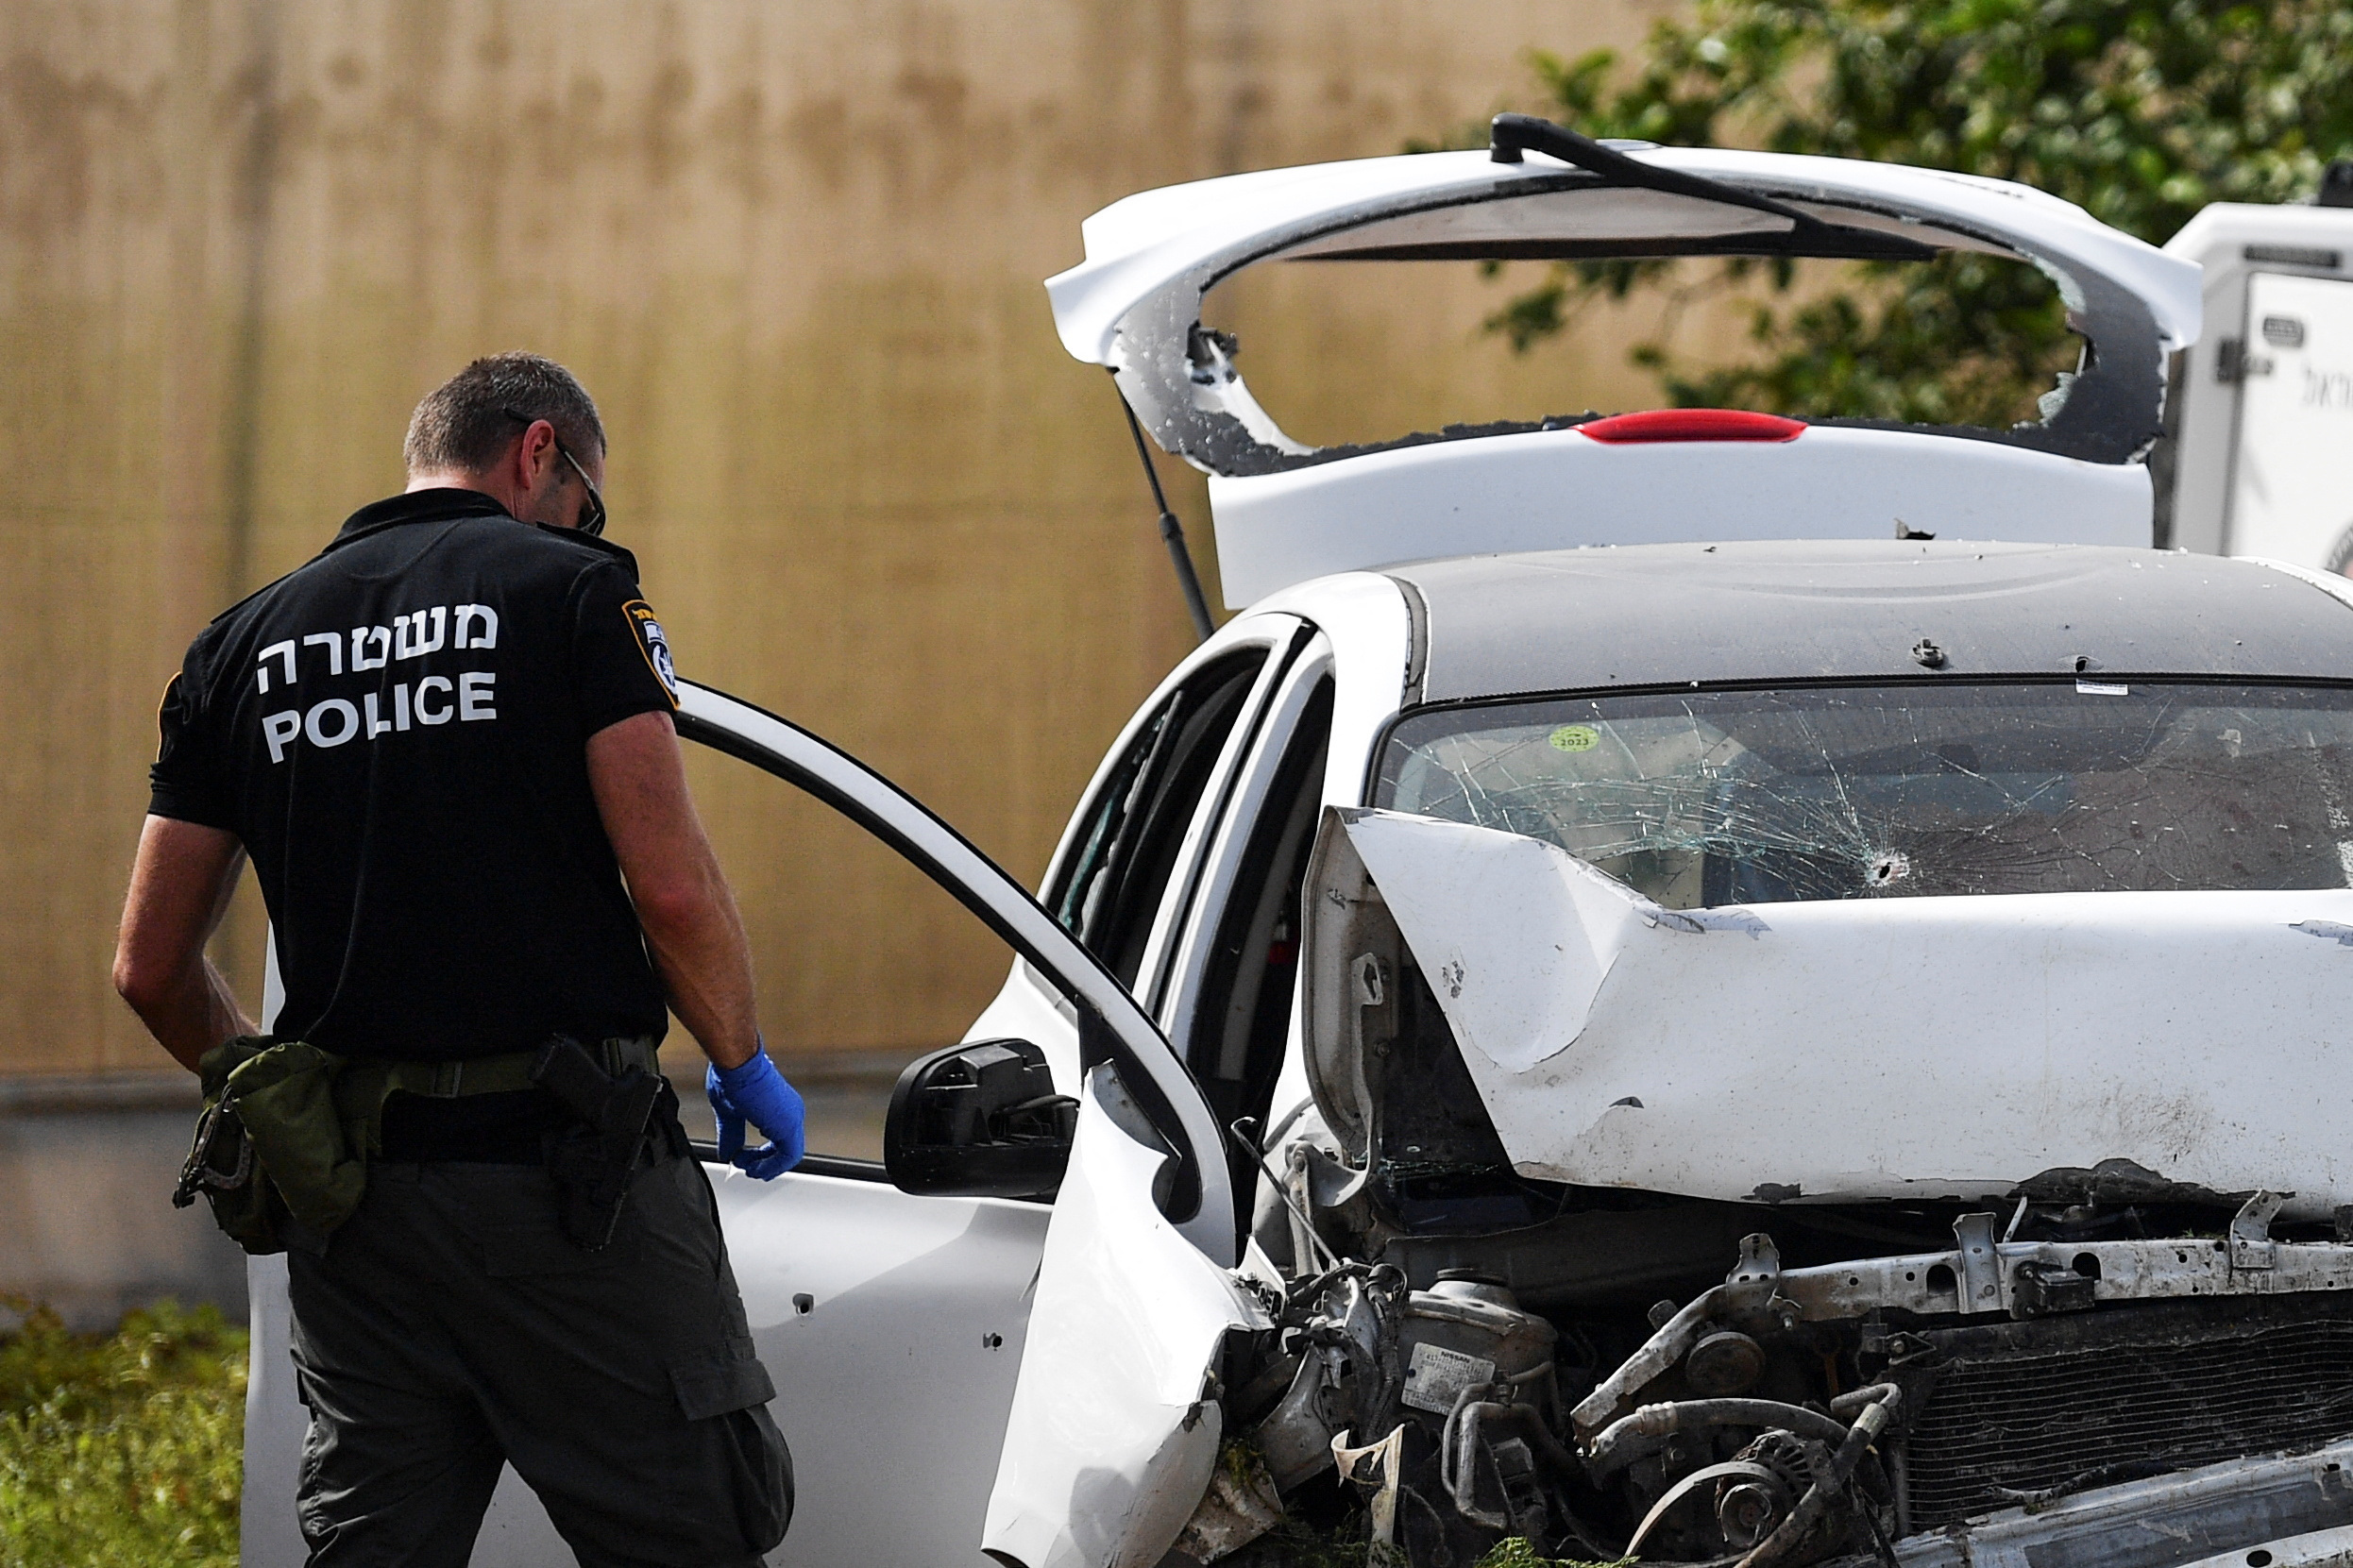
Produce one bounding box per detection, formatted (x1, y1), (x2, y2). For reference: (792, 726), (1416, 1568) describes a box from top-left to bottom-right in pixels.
(432, 1059), (462, 1097)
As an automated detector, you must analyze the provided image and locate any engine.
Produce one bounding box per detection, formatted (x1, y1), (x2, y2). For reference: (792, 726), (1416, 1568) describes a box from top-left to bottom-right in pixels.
(1193, 1172), (2353, 1568)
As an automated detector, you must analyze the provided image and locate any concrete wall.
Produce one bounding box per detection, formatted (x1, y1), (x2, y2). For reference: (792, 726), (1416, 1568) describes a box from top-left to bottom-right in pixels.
(0, 1074), (246, 1326)
(0, 0), (1680, 1313)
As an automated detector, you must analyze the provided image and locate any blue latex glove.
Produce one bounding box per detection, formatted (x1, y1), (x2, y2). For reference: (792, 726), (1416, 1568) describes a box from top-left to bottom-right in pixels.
(705, 1046), (805, 1180)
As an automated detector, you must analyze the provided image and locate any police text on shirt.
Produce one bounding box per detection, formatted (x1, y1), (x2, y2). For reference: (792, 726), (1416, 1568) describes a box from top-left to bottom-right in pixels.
(254, 603), (499, 764)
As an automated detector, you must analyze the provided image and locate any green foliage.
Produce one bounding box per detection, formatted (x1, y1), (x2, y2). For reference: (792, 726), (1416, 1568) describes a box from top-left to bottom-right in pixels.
(1637, 250), (2077, 428)
(1489, 0), (2353, 423)
(0, 1296), (248, 1568)
(1472, 1544), (1632, 1568)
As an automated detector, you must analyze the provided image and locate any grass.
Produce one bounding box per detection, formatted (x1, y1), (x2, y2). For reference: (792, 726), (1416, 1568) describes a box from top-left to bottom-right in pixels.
(1472, 1544), (1634, 1568)
(0, 1296), (246, 1568)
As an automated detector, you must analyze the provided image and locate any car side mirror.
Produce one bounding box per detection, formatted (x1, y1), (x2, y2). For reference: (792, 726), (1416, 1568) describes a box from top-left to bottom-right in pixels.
(883, 1038), (1077, 1199)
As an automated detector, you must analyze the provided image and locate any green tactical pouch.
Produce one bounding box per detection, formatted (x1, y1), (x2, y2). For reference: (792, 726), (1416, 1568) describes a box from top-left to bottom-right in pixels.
(176, 1037), (291, 1255)
(176, 1037), (364, 1255)
(228, 1041), (364, 1236)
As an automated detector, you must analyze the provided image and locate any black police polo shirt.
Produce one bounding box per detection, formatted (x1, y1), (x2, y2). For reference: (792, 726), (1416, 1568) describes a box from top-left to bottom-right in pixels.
(149, 489), (678, 1063)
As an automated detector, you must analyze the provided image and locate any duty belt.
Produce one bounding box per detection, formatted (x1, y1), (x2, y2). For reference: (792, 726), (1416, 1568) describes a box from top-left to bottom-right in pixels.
(175, 1034), (669, 1257)
(335, 1036), (662, 1116)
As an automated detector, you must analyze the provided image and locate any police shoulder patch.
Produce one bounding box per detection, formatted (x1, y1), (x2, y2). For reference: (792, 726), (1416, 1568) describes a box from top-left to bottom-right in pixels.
(623, 599), (680, 706)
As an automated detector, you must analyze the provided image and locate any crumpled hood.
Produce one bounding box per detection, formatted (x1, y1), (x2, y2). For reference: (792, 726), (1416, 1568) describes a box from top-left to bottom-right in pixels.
(1313, 807), (2353, 1217)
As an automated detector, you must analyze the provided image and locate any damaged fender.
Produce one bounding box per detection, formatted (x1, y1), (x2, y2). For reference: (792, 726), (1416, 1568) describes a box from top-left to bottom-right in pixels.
(1334, 806), (1763, 1071)
(983, 1067), (1269, 1568)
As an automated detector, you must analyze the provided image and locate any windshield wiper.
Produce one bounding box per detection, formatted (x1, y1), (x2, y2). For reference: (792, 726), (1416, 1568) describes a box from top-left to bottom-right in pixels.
(1488, 113), (1940, 263)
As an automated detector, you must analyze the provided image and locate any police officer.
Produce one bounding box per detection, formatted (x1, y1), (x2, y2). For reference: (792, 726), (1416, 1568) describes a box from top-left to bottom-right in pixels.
(112, 352), (807, 1567)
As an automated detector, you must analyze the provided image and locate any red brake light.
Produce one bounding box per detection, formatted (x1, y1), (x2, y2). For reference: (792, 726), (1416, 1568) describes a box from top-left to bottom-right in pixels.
(1575, 409), (1806, 444)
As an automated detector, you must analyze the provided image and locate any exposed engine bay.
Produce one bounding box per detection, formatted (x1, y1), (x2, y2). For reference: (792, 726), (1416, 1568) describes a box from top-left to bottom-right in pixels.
(1196, 1170), (2353, 1568)
(1173, 809), (2353, 1567)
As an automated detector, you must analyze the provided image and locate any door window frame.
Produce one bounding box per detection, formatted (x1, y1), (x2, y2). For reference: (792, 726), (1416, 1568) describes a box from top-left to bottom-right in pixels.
(1046, 649), (1271, 989)
(674, 680), (1239, 1263)
(1155, 636), (1336, 1057)
(1034, 616), (1313, 1014)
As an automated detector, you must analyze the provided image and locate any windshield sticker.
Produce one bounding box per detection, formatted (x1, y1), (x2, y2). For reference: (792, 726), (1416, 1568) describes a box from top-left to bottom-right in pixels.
(2077, 680), (2131, 696)
(1549, 724), (1600, 752)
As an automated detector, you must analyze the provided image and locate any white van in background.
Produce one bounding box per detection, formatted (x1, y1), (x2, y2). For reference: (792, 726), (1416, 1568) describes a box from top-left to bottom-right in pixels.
(2164, 172), (2353, 570)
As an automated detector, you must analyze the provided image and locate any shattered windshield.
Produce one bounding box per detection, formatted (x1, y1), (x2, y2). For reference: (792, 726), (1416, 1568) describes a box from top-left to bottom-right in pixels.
(1377, 682), (2353, 907)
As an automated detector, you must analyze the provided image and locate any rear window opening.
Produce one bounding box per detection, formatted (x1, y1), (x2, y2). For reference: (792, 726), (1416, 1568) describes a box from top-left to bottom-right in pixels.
(1196, 249), (2079, 454)
(1378, 681), (2353, 906)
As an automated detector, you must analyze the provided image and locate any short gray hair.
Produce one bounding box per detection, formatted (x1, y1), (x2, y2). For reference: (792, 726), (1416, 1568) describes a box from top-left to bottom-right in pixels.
(402, 352), (605, 476)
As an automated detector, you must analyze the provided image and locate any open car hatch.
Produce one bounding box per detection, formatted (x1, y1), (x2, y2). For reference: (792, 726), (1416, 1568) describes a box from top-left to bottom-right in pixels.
(1046, 118), (2204, 606)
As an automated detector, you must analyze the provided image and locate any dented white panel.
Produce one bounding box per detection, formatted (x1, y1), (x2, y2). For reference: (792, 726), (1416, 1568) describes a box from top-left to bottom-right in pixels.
(1344, 812), (1657, 1071)
(983, 1069), (1266, 1568)
(1346, 810), (2353, 1215)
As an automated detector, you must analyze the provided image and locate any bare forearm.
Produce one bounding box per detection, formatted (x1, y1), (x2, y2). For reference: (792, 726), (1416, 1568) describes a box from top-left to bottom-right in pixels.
(586, 712), (765, 1071)
(128, 958), (258, 1072)
(115, 816), (254, 1073)
(635, 872), (761, 1071)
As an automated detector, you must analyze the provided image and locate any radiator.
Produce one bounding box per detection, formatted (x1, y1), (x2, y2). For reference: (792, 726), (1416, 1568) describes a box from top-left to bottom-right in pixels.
(1900, 1298), (2353, 1530)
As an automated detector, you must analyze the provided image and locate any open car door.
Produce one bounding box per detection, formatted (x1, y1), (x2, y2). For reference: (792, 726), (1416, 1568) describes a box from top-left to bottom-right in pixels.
(242, 681), (1251, 1568)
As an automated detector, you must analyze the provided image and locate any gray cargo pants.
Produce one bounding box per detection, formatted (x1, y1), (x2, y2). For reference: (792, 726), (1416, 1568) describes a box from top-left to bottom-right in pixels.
(286, 1153), (790, 1568)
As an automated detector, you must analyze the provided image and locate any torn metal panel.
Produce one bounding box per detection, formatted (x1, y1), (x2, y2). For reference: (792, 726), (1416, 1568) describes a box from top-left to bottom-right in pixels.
(1334, 807), (1719, 1072)
(1319, 808), (2353, 1215)
(1167, 1447), (1283, 1563)
(1297, 811), (1398, 1166)
(982, 1068), (1269, 1568)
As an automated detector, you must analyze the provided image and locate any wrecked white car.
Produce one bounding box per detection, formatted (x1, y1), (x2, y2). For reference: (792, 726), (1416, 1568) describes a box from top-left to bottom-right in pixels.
(245, 118), (2353, 1568)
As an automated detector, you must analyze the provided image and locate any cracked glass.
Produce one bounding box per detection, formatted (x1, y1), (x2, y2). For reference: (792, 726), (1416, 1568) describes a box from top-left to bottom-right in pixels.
(1377, 682), (2353, 907)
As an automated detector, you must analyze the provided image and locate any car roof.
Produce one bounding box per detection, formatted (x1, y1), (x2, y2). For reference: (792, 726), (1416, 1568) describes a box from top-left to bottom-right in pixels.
(1385, 541), (2353, 704)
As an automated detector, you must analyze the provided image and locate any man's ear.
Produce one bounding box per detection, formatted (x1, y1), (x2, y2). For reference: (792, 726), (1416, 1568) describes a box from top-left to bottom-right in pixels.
(516, 420), (553, 483)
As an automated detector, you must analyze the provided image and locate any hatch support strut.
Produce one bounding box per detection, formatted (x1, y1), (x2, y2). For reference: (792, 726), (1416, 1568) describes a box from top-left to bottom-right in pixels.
(1114, 372), (1216, 643)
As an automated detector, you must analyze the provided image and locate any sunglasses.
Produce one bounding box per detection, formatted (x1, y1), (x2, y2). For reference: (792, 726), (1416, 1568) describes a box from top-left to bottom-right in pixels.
(501, 408), (608, 537)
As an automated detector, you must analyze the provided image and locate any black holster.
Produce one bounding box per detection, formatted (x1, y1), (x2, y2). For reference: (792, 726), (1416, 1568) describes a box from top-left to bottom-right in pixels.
(531, 1037), (690, 1251)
